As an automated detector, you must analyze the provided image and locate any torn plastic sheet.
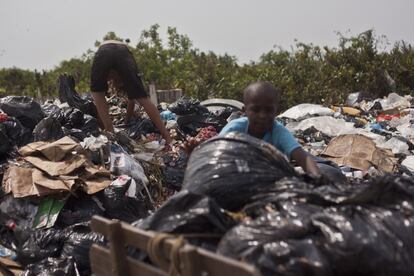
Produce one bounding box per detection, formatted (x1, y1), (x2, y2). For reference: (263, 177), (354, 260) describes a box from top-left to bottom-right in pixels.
(279, 104), (334, 121)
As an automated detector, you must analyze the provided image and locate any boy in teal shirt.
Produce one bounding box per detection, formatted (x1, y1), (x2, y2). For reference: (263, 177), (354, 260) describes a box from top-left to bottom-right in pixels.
(220, 81), (320, 178)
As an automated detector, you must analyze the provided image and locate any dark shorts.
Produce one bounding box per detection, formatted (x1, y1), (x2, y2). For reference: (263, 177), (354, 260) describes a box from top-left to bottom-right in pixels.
(90, 43), (148, 99)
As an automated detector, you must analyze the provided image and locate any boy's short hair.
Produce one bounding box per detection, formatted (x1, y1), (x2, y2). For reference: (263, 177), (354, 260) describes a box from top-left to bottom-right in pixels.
(243, 81), (281, 105)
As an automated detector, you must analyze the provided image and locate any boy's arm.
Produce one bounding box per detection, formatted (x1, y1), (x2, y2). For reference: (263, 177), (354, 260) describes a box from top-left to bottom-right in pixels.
(290, 147), (321, 178)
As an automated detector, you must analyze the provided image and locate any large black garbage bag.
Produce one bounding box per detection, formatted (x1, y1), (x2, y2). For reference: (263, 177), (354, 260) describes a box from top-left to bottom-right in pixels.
(2, 117), (33, 146)
(218, 209), (331, 276)
(0, 195), (38, 229)
(57, 192), (104, 227)
(168, 97), (209, 116)
(62, 127), (86, 142)
(58, 74), (97, 117)
(101, 178), (149, 223)
(126, 117), (158, 140)
(64, 107), (84, 128)
(16, 228), (66, 265)
(0, 195), (39, 249)
(312, 205), (414, 276)
(135, 190), (235, 234)
(183, 132), (297, 211)
(81, 114), (99, 136)
(163, 166), (185, 190)
(0, 96), (44, 129)
(212, 106), (234, 120)
(33, 117), (64, 142)
(177, 113), (227, 136)
(219, 175), (414, 276)
(42, 104), (66, 125)
(61, 223), (104, 275)
(162, 149), (187, 190)
(23, 257), (79, 276)
(0, 124), (11, 154)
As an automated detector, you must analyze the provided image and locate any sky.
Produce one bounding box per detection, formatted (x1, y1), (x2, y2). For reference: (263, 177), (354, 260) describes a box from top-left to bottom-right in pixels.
(0, 0), (413, 70)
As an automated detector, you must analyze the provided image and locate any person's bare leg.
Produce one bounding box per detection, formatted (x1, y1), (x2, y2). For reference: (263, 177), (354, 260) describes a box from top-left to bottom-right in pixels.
(125, 99), (135, 124)
(136, 97), (172, 144)
(91, 92), (114, 133)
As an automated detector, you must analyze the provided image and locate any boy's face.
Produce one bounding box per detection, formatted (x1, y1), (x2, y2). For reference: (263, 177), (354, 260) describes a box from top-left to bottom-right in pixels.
(244, 92), (278, 136)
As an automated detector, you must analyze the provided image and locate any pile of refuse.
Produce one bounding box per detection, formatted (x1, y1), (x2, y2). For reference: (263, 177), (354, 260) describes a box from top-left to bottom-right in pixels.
(1, 74), (414, 276)
(135, 132), (414, 276)
(0, 75), (240, 275)
(279, 91), (414, 178)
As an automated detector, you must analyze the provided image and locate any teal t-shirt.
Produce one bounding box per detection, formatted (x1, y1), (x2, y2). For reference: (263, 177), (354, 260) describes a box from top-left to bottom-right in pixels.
(219, 117), (301, 159)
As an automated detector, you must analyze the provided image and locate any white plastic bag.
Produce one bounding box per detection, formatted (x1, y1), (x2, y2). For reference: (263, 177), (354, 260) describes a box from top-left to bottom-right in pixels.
(278, 104), (334, 121)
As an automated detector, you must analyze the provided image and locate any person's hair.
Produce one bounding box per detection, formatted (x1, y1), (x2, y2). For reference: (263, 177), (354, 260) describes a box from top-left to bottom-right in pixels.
(243, 81), (281, 105)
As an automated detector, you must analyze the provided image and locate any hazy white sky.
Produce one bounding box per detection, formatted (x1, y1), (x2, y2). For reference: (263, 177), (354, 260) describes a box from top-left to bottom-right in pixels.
(0, 0), (413, 70)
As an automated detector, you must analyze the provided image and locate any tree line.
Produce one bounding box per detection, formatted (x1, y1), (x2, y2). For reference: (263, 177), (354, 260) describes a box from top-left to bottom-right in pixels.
(1, 25), (413, 111)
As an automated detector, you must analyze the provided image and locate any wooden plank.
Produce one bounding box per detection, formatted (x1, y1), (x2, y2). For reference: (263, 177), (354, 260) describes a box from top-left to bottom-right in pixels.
(195, 247), (260, 276)
(90, 245), (167, 276)
(90, 245), (114, 276)
(107, 220), (129, 276)
(126, 256), (167, 276)
(90, 216), (260, 276)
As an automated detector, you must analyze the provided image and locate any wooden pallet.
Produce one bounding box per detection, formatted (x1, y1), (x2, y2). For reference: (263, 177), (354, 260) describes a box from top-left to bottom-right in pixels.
(90, 216), (260, 276)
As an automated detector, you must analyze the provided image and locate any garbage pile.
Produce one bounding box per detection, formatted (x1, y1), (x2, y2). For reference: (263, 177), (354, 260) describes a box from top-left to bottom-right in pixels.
(1, 79), (414, 275)
(279, 92), (414, 179)
(135, 132), (414, 276)
(0, 76), (240, 275)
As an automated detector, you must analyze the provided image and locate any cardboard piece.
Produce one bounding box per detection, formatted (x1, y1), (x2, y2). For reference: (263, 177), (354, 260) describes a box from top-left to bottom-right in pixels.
(32, 169), (76, 190)
(0, 257), (23, 276)
(3, 167), (65, 198)
(322, 134), (397, 173)
(19, 136), (78, 161)
(80, 165), (111, 194)
(2, 136), (111, 198)
(24, 154), (87, 176)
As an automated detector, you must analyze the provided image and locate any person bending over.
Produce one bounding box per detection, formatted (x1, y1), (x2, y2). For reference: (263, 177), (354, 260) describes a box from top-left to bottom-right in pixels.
(220, 81), (321, 178)
(90, 40), (172, 143)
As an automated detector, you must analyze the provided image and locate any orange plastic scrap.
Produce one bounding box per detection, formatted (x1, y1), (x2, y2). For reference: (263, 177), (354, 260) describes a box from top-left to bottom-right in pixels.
(322, 134), (397, 173)
(331, 106), (361, 117)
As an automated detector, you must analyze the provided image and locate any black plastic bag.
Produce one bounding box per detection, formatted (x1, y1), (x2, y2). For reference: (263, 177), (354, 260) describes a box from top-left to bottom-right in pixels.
(101, 177), (149, 223)
(58, 74), (97, 117)
(62, 127), (86, 142)
(0, 124), (11, 154)
(126, 117), (158, 140)
(162, 149), (187, 190)
(163, 166), (185, 190)
(218, 175), (414, 276)
(168, 97), (209, 116)
(212, 106), (234, 120)
(64, 108), (84, 128)
(0, 96), (44, 129)
(61, 223), (104, 275)
(16, 228), (66, 265)
(81, 114), (99, 135)
(42, 104), (66, 125)
(33, 117), (64, 142)
(220, 221), (331, 276)
(0, 195), (39, 250)
(177, 113), (226, 136)
(183, 132), (297, 211)
(57, 192), (104, 227)
(312, 205), (414, 276)
(23, 257), (79, 276)
(1, 117), (33, 146)
(135, 190), (235, 234)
